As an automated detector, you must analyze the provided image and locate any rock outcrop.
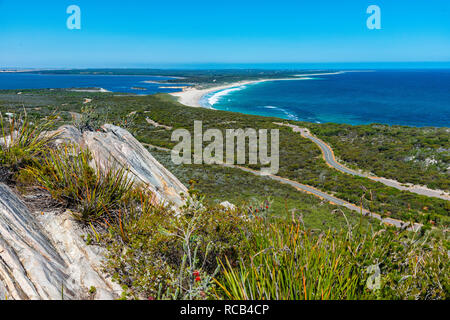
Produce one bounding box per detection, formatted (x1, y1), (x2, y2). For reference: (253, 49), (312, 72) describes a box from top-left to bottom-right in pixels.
(0, 183), (121, 300)
(51, 124), (188, 207)
(219, 201), (236, 210)
(0, 124), (188, 299)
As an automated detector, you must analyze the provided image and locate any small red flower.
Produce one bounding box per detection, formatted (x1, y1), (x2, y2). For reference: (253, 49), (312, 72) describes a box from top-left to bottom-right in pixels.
(255, 209), (259, 213)
(266, 206), (269, 209)
(193, 270), (200, 277)
(148, 296), (155, 300)
(195, 276), (201, 282)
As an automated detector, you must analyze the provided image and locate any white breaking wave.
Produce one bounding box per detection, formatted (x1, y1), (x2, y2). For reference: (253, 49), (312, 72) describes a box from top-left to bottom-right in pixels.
(207, 85), (247, 106)
(205, 77), (318, 107)
(262, 105), (299, 121)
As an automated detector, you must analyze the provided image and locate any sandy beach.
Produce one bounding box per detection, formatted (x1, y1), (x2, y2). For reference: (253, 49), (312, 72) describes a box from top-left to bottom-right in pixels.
(170, 80), (263, 108)
(170, 71), (346, 108)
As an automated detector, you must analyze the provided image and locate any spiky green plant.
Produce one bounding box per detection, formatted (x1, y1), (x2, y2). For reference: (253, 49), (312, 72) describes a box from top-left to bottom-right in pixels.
(214, 218), (449, 300)
(215, 221), (365, 300)
(23, 144), (135, 221)
(0, 112), (57, 171)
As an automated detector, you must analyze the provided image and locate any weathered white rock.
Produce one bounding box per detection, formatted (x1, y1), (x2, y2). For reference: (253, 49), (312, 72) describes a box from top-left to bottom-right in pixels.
(36, 209), (122, 300)
(50, 124), (83, 146)
(219, 201), (236, 210)
(0, 183), (121, 300)
(85, 124), (187, 207)
(0, 124), (188, 299)
(0, 132), (17, 148)
(52, 124), (187, 207)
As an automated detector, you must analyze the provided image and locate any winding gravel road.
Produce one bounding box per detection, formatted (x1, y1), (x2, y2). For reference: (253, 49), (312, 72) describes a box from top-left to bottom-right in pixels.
(143, 142), (422, 231)
(231, 165), (421, 231)
(275, 122), (450, 201)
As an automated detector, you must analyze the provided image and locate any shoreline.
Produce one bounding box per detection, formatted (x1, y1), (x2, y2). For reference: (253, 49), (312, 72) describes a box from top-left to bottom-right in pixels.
(69, 87), (111, 93)
(169, 72), (347, 108)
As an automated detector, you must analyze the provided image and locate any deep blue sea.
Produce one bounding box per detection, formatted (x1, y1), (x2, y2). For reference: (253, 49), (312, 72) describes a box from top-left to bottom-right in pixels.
(0, 73), (188, 95)
(201, 70), (450, 127)
(1, 70), (449, 127)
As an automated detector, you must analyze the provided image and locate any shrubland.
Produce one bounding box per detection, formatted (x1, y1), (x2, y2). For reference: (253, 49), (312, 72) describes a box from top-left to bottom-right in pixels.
(0, 91), (449, 300)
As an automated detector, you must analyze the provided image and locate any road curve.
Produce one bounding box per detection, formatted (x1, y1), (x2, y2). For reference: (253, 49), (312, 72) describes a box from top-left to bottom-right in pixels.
(230, 165), (421, 231)
(275, 122), (450, 201)
(143, 143), (421, 231)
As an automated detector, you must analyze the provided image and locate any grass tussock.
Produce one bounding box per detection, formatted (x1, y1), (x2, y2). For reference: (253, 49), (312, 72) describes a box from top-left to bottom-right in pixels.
(0, 113), (56, 172)
(21, 144), (135, 221)
(216, 223), (362, 300)
(215, 217), (449, 300)
(104, 193), (449, 300)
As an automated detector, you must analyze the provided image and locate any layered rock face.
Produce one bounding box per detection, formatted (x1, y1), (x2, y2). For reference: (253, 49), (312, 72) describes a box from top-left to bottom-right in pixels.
(0, 125), (188, 300)
(0, 183), (122, 300)
(52, 124), (187, 208)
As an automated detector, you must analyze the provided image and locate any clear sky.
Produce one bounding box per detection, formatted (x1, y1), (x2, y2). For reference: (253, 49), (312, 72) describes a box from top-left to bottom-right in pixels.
(1, 0), (449, 68)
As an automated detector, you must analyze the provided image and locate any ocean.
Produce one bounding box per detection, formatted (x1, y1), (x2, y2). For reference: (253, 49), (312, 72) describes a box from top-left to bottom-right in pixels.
(1, 70), (449, 127)
(201, 70), (450, 127)
(0, 73), (187, 95)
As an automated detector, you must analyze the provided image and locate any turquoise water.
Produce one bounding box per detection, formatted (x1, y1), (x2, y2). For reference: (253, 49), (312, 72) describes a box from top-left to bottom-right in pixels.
(202, 70), (450, 127)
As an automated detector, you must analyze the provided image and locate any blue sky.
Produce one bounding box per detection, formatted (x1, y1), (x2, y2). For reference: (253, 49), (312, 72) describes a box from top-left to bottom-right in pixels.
(1, 0), (449, 68)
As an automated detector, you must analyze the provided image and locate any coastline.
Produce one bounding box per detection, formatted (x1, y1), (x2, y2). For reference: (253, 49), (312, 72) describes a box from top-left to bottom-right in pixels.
(69, 87), (111, 93)
(169, 72), (346, 108)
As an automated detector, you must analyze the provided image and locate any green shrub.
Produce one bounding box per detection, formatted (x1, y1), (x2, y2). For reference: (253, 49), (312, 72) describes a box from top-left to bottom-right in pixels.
(0, 113), (56, 171)
(215, 220), (366, 300)
(103, 191), (448, 300)
(215, 218), (449, 300)
(104, 195), (248, 300)
(22, 145), (134, 221)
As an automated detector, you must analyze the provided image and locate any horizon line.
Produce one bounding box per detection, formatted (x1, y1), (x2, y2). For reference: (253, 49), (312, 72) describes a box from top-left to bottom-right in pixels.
(2, 61), (450, 71)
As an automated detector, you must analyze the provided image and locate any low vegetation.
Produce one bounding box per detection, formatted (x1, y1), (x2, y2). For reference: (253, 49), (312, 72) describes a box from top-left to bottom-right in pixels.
(0, 113), (56, 173)
(0, 90), (449, 300)
(307, 123), (450, 192)
(21, 145), (134, 221)
(216, 218), (449, 300)
(28, 68), (310, 88)
(1, 90), (448, 227)
(103, 191), (449, 300)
